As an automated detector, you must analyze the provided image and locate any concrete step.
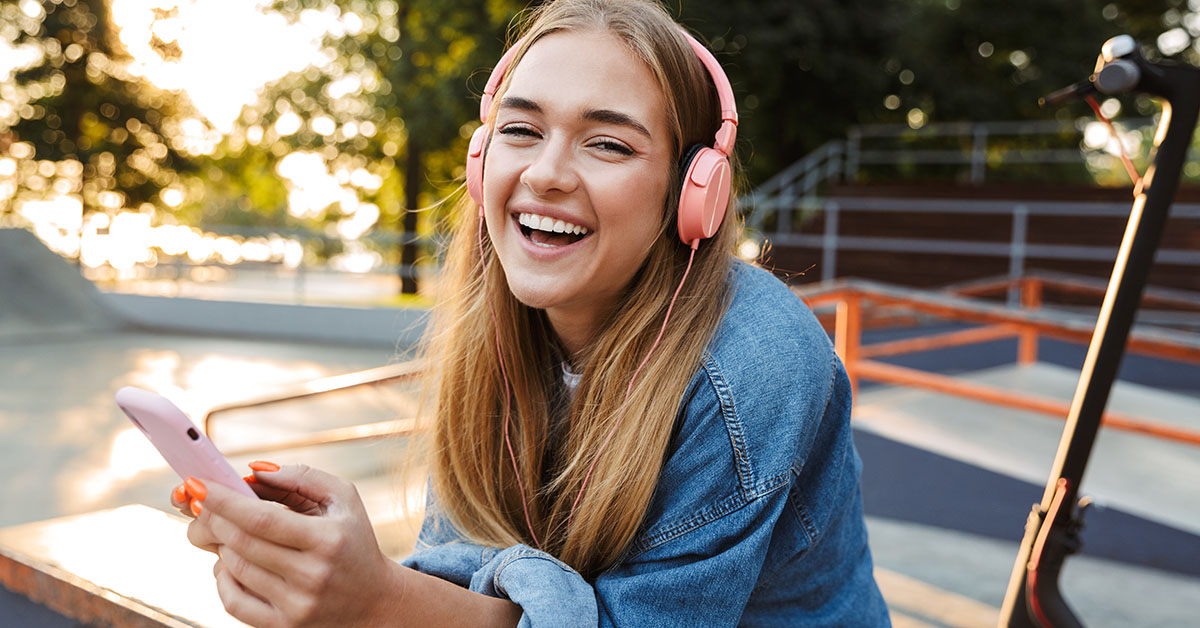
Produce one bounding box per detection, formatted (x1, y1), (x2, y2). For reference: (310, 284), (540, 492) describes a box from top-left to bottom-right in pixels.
(854, 362), (1200, 537)
(867, 516), (1200, 628)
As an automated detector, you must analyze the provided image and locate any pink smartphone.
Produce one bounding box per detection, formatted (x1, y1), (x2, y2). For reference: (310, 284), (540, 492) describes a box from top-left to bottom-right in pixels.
(115, 386), (257, 498)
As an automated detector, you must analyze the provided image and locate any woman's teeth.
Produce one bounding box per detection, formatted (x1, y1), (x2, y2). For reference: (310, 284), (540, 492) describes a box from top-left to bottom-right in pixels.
(517, 212), (590, 236)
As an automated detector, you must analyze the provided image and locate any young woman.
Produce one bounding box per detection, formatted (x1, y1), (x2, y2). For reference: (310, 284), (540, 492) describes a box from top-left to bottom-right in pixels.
(172, 1), (889, 625)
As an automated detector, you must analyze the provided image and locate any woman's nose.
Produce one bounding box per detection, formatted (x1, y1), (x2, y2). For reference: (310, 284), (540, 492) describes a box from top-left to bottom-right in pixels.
(519, 138), (579, 196)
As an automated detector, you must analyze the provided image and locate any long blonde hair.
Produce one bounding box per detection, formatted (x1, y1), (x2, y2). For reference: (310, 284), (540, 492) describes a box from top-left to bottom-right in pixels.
(423, 0), (741, 578)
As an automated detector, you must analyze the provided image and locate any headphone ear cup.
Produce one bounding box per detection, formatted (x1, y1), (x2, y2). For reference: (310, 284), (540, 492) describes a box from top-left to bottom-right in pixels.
(677, 146), (732, 244)
(466, 125), (489, 208)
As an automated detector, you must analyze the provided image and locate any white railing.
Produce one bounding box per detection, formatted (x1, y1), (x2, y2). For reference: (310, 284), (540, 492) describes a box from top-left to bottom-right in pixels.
(743, 118), (1158, 232)
(756, 196), (1200, 291)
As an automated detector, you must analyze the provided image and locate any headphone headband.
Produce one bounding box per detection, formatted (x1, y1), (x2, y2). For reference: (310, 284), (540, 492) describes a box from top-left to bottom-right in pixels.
(478, 40), (524, 123)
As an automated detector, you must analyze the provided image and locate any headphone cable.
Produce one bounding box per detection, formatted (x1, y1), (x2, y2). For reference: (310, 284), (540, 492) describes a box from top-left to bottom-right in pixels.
(568, 240), (699, 526)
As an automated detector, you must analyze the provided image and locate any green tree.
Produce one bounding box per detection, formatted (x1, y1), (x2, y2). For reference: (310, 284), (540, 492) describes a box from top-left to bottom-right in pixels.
(1, 0), (198, 232)
(670, 0), (898, 186)
(217, 0), (526, 293)
(672, 0), (1172, 186)
(878, 1), (1174, 122)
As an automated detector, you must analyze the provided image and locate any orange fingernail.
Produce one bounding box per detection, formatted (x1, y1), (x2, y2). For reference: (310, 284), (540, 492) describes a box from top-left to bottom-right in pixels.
(190, 498), (203, 516)
(243, 474), (258, 484)
(248, 461), (280, 472)
(184, 477), (208, 501)
(172, 484), (188, 503)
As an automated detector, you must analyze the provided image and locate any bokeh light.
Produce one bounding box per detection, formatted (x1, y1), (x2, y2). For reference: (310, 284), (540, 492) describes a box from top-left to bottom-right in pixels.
(110, 0), (335, 132)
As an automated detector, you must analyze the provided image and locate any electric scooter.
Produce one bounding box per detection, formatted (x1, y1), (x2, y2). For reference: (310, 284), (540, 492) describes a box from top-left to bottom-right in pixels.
(1000, 35), (1200, 627)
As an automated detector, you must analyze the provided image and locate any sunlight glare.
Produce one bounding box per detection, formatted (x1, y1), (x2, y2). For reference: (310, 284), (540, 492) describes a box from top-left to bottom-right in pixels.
(111, 0), (336, 131)
(109, 427), (170, 479)
(1158, 28), (1191, 57)
(336, 202), (380, 241)
(160, 187), (184, 207)
(18, 0), (45, 20)
(311, 115), (336, 136)
(737, 238), (762, 261)
(14, 507), (248, 628)
(330, 241), (383, 273)
(76, 427), (170, 505)
(277, 151), (355, 220)
(19, 197), (83, 257)
(274, 111), (303, 137)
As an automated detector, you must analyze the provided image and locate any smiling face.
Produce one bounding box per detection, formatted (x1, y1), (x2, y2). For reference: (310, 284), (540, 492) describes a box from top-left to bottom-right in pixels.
(483, 29), (674, 356)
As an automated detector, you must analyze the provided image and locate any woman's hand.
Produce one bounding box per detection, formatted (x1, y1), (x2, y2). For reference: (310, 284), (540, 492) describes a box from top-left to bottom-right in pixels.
(174, 463), (407, 627)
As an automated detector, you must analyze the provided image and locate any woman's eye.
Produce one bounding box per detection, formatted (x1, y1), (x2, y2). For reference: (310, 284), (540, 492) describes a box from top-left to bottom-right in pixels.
(498, 125), (539, 138)
(592, 140), (634, 156)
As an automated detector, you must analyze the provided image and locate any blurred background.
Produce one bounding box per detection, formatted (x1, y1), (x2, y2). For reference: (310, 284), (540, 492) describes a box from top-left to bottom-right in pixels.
(2, 0), (1198, 302)
(2, 1), (1200, 627)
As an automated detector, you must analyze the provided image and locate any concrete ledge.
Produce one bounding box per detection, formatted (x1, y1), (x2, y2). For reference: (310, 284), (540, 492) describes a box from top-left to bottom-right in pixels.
(101, 293), (429, 348)
(0, 505), (240, 627)
(0, 551), (189, 628)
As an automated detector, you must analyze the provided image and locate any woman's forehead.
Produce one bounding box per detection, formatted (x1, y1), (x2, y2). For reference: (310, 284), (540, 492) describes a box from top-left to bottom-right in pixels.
(502, 29), (668, 131)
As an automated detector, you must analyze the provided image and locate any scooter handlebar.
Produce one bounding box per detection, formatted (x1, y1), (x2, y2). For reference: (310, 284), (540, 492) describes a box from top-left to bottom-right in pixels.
(1040, 35), (1145, 108)
(1039, 79), (1097, 108)
(1095, 59), (1142, 95)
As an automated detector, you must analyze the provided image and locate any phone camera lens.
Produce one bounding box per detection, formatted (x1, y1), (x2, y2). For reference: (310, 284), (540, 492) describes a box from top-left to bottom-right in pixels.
(186, 428), (200, 441)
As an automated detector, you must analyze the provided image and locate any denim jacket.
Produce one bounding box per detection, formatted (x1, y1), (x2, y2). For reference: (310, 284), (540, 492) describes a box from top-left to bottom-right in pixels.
(402, 260), (889, 627)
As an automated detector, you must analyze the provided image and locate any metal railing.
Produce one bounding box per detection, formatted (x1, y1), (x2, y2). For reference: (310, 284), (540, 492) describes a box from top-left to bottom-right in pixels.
(797, 277), (1200, 447)
(944, 271), (1200, 330)
(750, 196), (1200, 285)
(842, 119), (1146, 183)
(746, 139), (846, 232)
(203, 360), (424, 457)
(743, 118), (1160, 231)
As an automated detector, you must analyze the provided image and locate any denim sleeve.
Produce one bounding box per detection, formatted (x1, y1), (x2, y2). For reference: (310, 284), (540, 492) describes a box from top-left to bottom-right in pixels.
(401, 484), (793, 628)
(401, 509), (599, 627)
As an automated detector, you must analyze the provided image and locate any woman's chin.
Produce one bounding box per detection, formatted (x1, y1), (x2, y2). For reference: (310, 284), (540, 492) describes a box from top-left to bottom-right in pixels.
(503, 275), (608, 319)
(504, 282), (569, 311)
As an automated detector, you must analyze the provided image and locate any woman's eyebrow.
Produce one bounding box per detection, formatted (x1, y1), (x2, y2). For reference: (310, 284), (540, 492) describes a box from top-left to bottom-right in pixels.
(498, 95), (541, 113)
(497, 96), (651, 139)
(582, 108), (652, 139)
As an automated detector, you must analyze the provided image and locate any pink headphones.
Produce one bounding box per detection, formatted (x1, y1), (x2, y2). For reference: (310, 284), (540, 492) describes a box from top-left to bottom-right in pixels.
(465, 30), (738, 247)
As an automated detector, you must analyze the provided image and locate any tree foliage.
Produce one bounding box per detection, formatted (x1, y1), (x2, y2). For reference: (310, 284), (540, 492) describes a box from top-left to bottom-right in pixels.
(668, 0), (1177, 186)
(667, 0), (897, 185)
(1, 0), (196, 224)
(204, 0), (526, 290)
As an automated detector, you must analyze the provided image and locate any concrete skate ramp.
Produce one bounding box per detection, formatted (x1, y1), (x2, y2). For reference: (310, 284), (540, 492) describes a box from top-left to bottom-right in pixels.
(0, 229), (123, 337)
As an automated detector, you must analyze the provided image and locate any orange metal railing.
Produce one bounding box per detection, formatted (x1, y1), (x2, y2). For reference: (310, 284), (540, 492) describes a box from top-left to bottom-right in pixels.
(797, 274), (1200, 447)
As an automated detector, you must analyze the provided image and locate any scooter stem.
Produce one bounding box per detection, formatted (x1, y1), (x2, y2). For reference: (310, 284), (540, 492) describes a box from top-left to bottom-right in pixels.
(999, 47), (1200, 628)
